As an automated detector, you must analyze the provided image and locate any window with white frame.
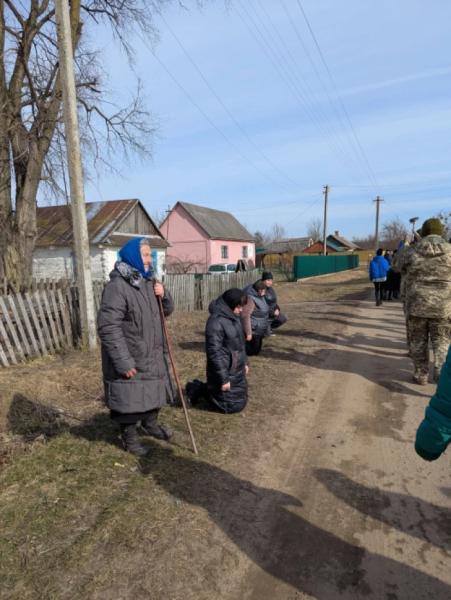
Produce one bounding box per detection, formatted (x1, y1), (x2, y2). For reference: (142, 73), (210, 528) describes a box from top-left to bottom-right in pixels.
(221, 245), (229, 259)
(242, 245), (248, 258)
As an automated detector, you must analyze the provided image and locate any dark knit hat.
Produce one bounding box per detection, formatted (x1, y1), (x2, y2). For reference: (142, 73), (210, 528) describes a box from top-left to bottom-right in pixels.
(261, 271), (273, 281)
(421, 218), (444, 237)
(222, 288), (246, 310)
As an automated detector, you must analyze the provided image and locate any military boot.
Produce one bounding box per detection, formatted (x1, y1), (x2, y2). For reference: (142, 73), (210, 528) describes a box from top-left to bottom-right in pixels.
(120, 424), (150, 457)
(433, 367), (441, 384)
(413, 371), (428, 386)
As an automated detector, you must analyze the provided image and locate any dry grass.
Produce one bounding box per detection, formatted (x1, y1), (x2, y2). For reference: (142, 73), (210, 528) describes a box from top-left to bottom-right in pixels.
(0, 269), (370, 600)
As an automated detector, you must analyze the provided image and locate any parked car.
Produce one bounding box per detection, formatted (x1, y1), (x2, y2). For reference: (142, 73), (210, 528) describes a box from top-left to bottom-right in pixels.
(207, 263), (237, 275)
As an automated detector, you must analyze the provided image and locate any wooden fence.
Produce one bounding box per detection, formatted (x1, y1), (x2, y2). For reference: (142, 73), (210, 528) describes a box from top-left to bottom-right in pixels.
(0, 284), (74, 367)
(163, 270), (258, 311)
(0, 271), (260, 367)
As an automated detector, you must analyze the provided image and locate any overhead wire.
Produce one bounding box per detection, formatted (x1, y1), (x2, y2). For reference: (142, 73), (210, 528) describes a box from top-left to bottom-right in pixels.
(252, 0), (368, 184)
(157, 11), (302, 192)
(234, 0), (363, 182)
(277, 0), (377, 188)
(150, 48), (301, 196)
(295, 0), (380, 190)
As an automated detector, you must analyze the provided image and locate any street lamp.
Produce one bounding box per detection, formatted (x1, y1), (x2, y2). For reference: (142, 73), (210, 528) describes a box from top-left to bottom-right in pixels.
(409, 216), (419, 237)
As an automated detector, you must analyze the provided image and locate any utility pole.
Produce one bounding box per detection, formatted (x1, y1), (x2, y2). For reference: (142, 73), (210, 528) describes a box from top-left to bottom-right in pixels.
(55, 0), (97, 350)
(322, 185), (329, 256)
(373, 196), (384, 249)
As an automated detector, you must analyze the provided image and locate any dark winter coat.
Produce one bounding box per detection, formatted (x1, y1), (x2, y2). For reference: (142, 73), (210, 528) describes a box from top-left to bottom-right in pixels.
(264, 285), (279, 317)
(369, 255), (390, 281)
(97, 263), (174, 414)
(242, 284), (270, 337)
(205, 296), (248, 413)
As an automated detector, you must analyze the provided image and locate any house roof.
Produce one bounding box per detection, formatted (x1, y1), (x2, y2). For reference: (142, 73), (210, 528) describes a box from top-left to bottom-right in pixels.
(35, 199), (167, 248)
(107, 233), (169, 249)
(326, 232), (359, 251)
(263, 237), (313, 254)
(175, 201), (255, 242)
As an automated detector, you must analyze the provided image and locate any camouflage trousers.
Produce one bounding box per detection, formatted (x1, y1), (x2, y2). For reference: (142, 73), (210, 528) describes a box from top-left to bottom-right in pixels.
(407, 316), (451, 375)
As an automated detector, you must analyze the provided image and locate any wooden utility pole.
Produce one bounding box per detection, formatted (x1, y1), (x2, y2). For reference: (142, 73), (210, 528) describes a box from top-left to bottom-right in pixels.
(374, 196), (384, 249)
(55, 0), (97, 350)
(322, 185), (329, 256)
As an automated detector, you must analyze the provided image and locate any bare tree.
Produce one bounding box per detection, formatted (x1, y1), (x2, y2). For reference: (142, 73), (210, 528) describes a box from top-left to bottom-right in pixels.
(269, 223), (286, 242)
(352, 234), (376, 250)
(436, 210), (451, 240)
(380, 218), (409, 248)
(0, 1), (195, 286)
(254, 230), (271, 248)
(278, 254), (293, 281)
(306, 217), (322, 242)
(166, 255), (204, 274)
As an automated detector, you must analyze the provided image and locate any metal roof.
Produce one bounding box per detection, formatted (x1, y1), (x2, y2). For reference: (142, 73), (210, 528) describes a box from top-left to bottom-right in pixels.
(326, 233), (359, 251)
(35, 199), (165, 247)
(176, 201), (255, 242)
(108, 233), (169, 249)
(264, 237), (313, 254)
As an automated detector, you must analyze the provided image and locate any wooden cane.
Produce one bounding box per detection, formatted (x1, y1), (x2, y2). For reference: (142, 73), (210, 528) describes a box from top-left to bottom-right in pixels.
(157, 295), (199, 455)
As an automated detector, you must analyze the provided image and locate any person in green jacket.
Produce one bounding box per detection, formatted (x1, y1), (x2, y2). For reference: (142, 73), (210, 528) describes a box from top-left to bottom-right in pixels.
(415, 344), (451, 460)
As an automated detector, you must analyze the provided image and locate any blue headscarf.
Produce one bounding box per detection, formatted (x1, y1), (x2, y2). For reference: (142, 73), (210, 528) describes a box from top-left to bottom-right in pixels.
(118, 237), (154, 279)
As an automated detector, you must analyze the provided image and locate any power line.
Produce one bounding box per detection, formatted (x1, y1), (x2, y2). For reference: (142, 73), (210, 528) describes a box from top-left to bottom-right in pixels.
(158, 11), (303, 192)
(295, 0), (380, 190)
(234, 0), (368, 184)
(150, 49), (301, 195)
(277, 0), (377, 188)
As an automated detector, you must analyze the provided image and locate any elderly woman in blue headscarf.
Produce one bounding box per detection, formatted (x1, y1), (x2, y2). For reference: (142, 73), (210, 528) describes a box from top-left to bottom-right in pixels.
(97, 237), (174, 456)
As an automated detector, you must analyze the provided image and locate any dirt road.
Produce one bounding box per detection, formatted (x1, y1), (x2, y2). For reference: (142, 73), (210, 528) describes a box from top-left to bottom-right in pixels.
(1, 274), (450, 599)
(223, 297), (451, 600)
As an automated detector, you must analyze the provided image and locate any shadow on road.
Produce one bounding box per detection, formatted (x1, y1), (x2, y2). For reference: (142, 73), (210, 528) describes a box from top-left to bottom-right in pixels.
(315, 469), (451, 552)
(139, 445), (450, 599)
(262, 347), (428, 400)
(7, 397), (451, 599)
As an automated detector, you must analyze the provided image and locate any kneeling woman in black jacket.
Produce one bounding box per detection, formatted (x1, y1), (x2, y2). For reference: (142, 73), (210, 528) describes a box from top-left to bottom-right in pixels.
(205, 288), (249, 413)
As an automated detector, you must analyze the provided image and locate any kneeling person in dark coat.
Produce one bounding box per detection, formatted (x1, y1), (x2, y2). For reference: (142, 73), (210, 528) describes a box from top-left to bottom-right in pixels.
(241, 280), (270, 356)
(205, 288), (249, 413)
(97, 237), (174, 457)
(261, 271), (287, 333)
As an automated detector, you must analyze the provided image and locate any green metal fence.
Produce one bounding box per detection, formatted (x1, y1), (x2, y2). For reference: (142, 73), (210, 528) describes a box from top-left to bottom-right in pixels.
(293, 254), (359, 279)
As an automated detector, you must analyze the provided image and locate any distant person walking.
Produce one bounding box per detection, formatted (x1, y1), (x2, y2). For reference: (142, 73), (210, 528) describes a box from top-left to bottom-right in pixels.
(97, 237), (174, 456)
(394, 218), (451, 384)
(261, 271), (287, 334)
(369, 249), (390, 306)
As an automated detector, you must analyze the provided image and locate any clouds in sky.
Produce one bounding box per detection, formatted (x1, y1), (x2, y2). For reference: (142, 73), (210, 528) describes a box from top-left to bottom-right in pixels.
(82, 0), (451, 238)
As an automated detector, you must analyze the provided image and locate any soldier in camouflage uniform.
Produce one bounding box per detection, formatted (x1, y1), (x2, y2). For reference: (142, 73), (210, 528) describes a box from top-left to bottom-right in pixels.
(394, 218), (451, 385)
(392, 240), (414, 354)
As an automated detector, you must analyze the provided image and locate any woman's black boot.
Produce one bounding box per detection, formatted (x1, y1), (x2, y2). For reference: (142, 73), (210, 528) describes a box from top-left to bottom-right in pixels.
(120, 424), (150, 457)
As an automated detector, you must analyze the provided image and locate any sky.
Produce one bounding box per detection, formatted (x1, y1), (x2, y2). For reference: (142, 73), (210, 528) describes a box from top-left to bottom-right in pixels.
(81, 0), (451, 240)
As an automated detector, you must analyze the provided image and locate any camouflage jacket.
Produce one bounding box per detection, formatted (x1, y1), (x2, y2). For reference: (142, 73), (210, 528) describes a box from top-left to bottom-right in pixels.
(393, 235), (451, 319)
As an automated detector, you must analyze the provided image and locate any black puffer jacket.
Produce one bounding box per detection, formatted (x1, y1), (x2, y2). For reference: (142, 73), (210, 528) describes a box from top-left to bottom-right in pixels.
(97, 265), (174, 414)
(264, 285), (279, 317)
(205, 296), (248, 413)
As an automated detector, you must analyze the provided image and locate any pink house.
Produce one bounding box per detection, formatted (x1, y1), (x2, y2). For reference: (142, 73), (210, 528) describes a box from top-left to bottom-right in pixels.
(160, 201), (255, 273)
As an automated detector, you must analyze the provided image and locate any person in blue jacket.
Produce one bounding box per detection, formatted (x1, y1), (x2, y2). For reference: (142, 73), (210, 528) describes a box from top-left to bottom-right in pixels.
(369, 248), (390, 306)
(415, 344), (451, 461)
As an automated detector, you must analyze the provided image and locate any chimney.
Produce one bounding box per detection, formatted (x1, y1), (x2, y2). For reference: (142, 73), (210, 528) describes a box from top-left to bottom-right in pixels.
(334, 230), (340, 237)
